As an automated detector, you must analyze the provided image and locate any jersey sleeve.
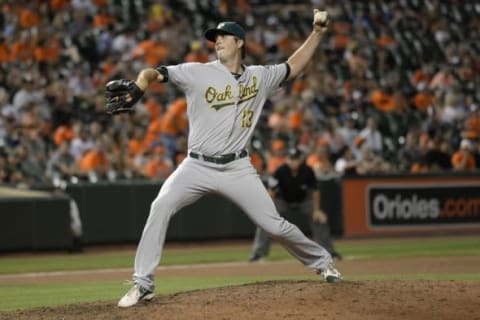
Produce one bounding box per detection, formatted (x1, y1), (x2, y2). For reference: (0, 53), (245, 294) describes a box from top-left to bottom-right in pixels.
(165, 63), (199, 92)
(262, 63), (289, 94)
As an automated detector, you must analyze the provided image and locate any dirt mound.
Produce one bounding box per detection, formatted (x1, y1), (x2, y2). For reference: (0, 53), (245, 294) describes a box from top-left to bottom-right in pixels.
(2, 280), (479, 320)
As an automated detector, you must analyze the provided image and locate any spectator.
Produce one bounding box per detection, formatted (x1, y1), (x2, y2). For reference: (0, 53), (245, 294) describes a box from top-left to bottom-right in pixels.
(439, 91), (466, 124)
(345, 44), (368, 79)
(143, 146), (173, 180)
(0, 1), (479, 187)
(111, 27), (137, 58)
(463, 107), (480, 140)
(132, 33), (169, 67)
(334, 146), (358, 176)
(306, 142), (333, 179)
(356, 145), (392, 175)
(160, 98), (188, 165)
(70, 126), (95, 161)
(398, 131), (422, 172)
(297, 120), (318, 154)
(425, 138), (452, 172)
(12, 74), (44, 111)
(451, 139), (476, 172)
(144, 96), (164, 122)
(17, 144), (46, 185)
(53, 123), (75, 147)
(268, 103), (290, 137)
(144, 110), (163, 149)
(77, 142), (110, 181)
(93, 7), (115, 28)
(0, 36), (11, 64)
(266, 139), (288, 175)
(429, 65), (456, 93)
(413, 85), (435, 114)
(411, 64), (433, 91)
(250, 148), (266, 177)
(317, 118), (346, 158)
(71, 0), (95, 14)
(184, 41), (209, 63)
(338, 115), (359, 152)
(46, 141), (78, 181)
(33, 27), (62, 66)
(68, 65), (96, 100)
(174, 135), (188, 166)
(128, 127), (148, 158)
(370, 86), (396, 113)
(10, 31), (34, 63)
(357, 116), (383, 154)
(0, 149), (9, 183)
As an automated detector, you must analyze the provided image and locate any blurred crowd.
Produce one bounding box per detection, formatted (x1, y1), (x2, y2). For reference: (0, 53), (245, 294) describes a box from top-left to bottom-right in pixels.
(0, 0), (479, 188)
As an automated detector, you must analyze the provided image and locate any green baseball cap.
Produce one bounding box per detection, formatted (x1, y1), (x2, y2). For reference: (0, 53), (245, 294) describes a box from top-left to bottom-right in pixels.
(205, 21), (246, 42)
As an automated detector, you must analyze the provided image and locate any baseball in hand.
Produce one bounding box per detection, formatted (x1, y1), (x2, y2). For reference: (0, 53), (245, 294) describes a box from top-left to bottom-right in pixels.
(313, 9), (329, 29)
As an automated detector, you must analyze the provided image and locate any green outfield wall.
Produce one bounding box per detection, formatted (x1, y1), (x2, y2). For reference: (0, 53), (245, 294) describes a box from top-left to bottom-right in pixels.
(0, 194), (71, 251)
(6, 172), (478, 251)
(0, 179), (342, 251)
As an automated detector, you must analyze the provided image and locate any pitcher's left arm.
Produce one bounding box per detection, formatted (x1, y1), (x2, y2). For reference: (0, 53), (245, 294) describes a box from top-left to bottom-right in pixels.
(286, 9), (329, 80)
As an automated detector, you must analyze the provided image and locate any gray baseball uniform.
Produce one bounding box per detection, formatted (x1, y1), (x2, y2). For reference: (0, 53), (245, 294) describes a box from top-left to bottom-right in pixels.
(132, 60), (333, 292)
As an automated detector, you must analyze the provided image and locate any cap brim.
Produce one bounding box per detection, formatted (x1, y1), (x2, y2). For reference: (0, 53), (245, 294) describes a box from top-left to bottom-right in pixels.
(205, 29), (234, 42)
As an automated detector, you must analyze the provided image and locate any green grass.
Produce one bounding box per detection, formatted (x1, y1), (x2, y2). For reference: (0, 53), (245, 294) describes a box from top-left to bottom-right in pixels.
(0, 276), (315, 312)
(0, 247), (255, 275)
(0, 253), (132, 275)
(0, 236), (479, 312)
(1, 236), (479, 275)
(266, 236), (480, 261)
(337, 237), (480, 259)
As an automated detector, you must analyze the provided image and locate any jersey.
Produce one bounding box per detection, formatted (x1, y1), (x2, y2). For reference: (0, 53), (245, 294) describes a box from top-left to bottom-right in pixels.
(131, 59), (334, 293)
(165, 60), (288, 155)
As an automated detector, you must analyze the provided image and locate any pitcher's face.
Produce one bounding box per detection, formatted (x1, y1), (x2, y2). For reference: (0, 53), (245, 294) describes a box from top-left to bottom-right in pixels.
(215, 34), (242, 61)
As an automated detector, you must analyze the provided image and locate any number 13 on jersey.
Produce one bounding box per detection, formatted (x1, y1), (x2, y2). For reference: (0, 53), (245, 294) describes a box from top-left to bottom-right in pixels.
(241, 108), (254, 128)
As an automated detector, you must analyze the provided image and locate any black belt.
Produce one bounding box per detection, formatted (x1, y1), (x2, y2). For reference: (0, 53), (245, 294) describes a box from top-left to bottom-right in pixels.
(189, 150), (248, 164)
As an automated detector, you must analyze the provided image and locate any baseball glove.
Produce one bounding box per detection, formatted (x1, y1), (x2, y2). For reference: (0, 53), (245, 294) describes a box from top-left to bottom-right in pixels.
(105, 79), (144, 115)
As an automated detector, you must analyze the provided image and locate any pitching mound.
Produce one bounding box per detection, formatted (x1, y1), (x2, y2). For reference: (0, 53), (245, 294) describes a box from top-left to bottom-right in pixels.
(3, 280), (479, 320)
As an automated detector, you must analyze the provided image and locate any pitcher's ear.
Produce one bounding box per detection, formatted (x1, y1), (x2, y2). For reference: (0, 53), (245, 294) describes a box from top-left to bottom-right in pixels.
(236, 38), (244, 49)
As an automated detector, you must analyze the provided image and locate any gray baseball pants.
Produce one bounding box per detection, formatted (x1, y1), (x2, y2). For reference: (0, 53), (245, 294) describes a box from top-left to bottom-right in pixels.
(251, 198), (336, 258)
(133, 156), (332, 291)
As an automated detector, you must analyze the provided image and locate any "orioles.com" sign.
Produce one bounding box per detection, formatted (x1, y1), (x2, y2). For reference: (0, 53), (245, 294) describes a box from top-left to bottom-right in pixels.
(367, 183), (480, 229)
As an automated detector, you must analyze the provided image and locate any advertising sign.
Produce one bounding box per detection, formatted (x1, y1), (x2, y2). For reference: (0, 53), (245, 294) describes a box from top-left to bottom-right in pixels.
(343, 177), (480, 237)
(368, 184), (480, 228)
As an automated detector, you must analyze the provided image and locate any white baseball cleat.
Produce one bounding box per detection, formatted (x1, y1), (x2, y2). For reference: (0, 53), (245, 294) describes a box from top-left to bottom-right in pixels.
(318, 263), (343, 283)
(118, 284), (154, 308)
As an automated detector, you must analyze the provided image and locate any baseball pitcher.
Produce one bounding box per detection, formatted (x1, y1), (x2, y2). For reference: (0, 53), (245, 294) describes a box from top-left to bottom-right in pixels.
(106, 9), (342, 308)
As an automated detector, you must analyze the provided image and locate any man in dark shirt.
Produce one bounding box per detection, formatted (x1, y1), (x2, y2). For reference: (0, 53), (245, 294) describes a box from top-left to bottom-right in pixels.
(425, 139), (452, 171)
(249, 148), (341, 261)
